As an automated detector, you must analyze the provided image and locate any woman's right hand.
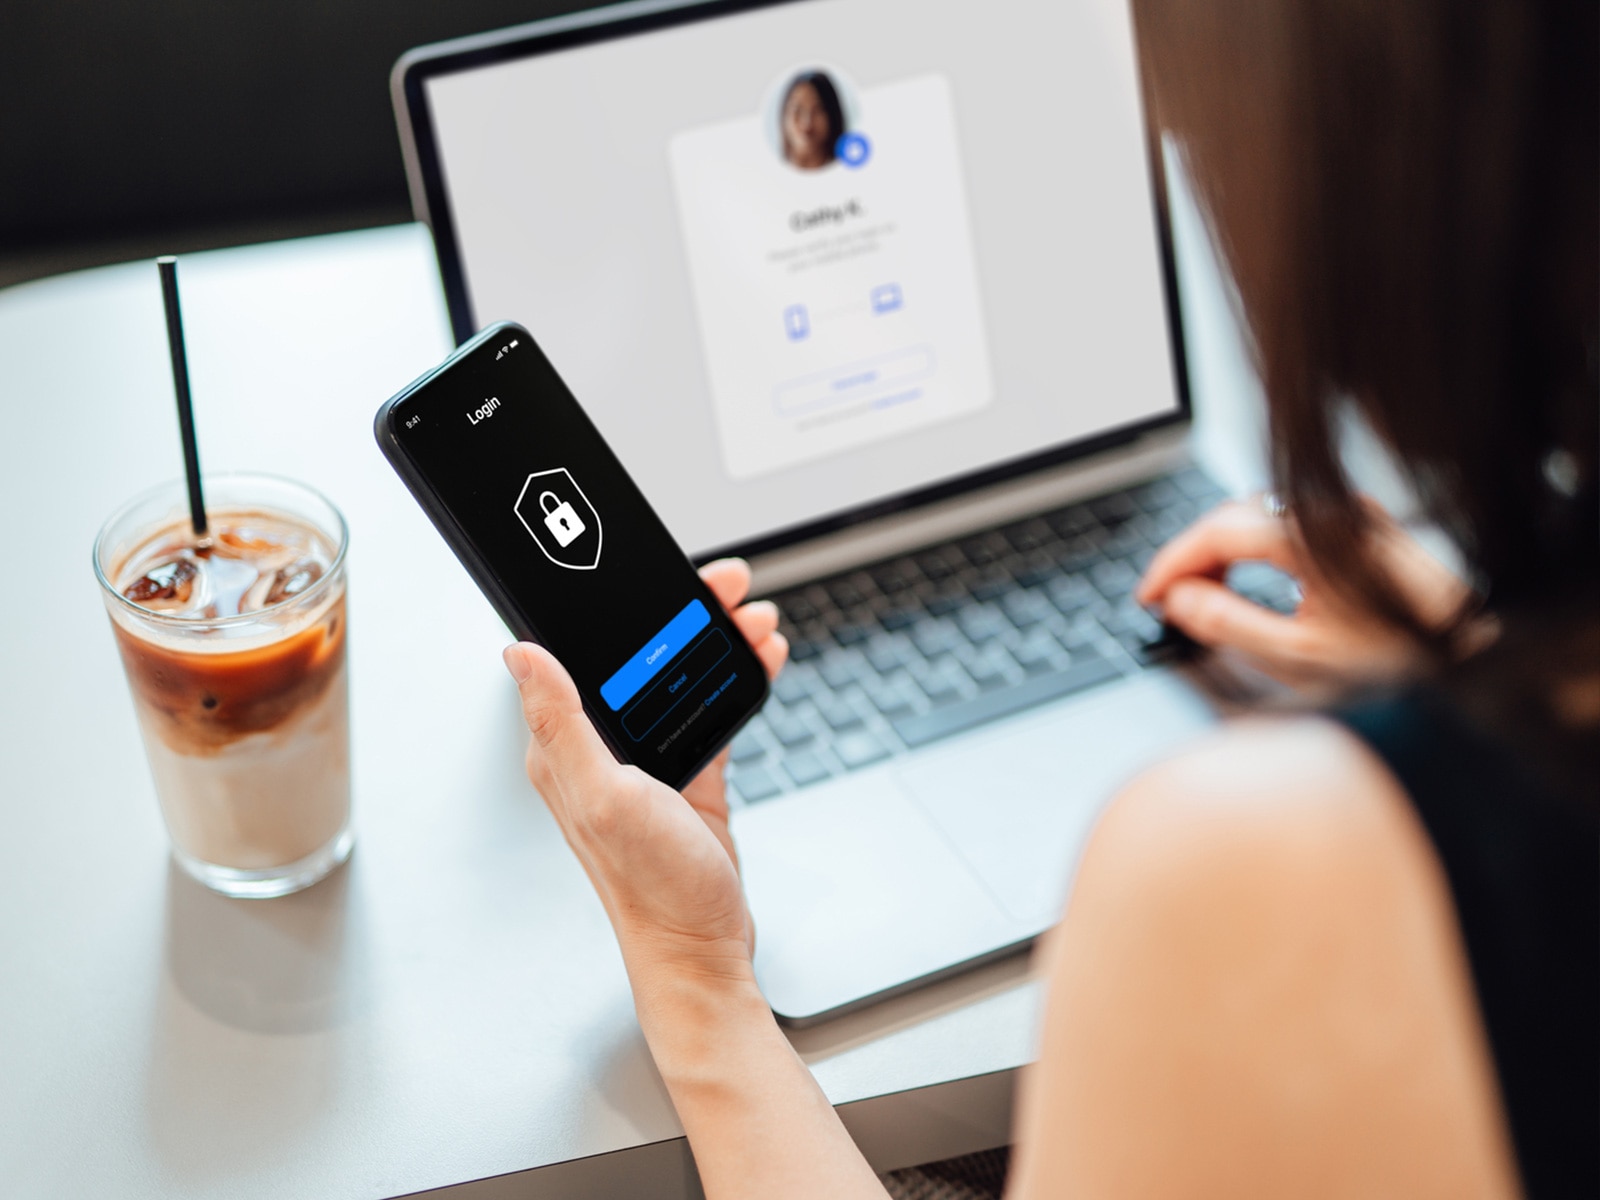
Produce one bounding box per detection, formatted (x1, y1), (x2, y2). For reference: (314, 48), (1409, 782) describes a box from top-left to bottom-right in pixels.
(1136, 496), (1470, 691)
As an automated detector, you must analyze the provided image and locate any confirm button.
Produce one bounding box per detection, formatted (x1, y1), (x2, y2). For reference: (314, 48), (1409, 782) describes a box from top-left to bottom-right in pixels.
(600, 599), (711, 711)
(621, 629), (732, 742)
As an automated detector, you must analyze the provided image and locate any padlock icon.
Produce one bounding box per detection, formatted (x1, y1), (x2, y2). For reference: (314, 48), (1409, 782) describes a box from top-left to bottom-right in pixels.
(539, 490), (586, 547)
(515, 468), (602, 570)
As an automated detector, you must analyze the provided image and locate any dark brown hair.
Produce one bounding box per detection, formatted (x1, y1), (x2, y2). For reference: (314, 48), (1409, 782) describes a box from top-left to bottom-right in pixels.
(1136, 0), (1598, 692)
(781, 71), (847, 165)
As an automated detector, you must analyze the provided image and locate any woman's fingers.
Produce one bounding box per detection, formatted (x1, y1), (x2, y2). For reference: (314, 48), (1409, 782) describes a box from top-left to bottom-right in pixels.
(753, 629), (789, 680)
(1137, 502), (1302, 607)
(700, 558), (753, 612)
(503, 642), (618, 801)
(1162, 577), (1311, 666)
(732, 598), (780, 644)
(702, 564), (788, 679)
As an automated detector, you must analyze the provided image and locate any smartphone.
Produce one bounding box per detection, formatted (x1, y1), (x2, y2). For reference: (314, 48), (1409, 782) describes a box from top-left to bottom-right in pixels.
(374, 321), (769, 790)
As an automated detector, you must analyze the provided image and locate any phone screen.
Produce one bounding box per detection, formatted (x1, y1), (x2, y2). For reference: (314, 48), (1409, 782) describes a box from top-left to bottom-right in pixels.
(379, 323), (768, 787)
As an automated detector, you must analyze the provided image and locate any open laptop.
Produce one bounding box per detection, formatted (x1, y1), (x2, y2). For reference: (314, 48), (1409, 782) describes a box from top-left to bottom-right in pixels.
(393, 0), (1293, 1024)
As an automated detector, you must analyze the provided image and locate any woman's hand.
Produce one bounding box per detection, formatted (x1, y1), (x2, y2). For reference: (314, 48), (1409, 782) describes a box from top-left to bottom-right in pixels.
(1136, 497), (1469, 691)
(502, 558), (787, 980)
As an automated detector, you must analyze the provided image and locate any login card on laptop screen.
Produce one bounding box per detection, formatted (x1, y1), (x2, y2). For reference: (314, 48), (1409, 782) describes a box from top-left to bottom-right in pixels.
(669, 71), (993, 479)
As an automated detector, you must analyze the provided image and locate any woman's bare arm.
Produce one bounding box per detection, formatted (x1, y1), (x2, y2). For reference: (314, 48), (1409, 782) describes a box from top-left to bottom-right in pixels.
(1006, 719), (1517, 1199)
(504, 559), (885, 1200)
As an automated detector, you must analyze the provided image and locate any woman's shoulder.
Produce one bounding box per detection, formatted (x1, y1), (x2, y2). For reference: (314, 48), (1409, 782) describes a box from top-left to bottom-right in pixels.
(1064, 717), (1477, 1048)
(1007, 716), (1519, 1197)
(1068, 716), (1453, 955)
(1095, 716), (1418, 874)
(1070, 717), (1473, 1025)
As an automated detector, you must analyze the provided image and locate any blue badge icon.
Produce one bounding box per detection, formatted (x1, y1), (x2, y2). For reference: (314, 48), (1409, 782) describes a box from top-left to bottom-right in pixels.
(783, 303), (810, 341)
(836, 132), (871, 168)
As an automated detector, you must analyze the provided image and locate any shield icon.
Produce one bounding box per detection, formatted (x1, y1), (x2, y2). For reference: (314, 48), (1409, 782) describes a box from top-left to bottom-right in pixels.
(514, 468), (603, 570)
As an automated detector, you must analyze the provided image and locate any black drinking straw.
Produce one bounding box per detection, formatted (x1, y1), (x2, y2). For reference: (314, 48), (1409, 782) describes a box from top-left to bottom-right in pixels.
(157, 256), (207, 537)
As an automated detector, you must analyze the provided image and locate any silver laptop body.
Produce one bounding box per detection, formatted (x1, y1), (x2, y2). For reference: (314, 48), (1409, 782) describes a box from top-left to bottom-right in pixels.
(393, 0), (1274, 1023)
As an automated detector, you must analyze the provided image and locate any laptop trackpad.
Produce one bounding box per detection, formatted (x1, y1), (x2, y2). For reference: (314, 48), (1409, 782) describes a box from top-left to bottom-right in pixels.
(896, 671), (1217, 929)
(736, 771), (1019, 1023)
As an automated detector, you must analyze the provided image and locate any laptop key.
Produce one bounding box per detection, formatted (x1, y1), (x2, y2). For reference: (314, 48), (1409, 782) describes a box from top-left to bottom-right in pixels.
(915, 550), (957, 581)
(1012, 637), (1057, 674)
(911, 617), (960, 657)
(1130, 478), (1183, 510)
(1012, 553), (1060, 589)
(1089, 493), (1140, 526)
(1001, 587), (1052, 627)
(1047, 506), (1096, 538)
(957, 602), (1008, 643)
(879, 606), (920, 631)
(964, 656), (1011, 690)
(729, 729), (768, 764)
(834, 730), (891, 770)
(771, 669), (813, 705)
(1106, 598), (1162, 642)
(1172, 466), (1227, 503)
(830, 621), (873, 647)
(864, 633), (905, 673)
(864, 679), (917, 718)
(788, 637), (821, 661)
(820, 699), (864, 732)
(783, 750), (833, 787)
(732, 766), (783, 803)
(1046, 573), (1095, 613)
(968, 570), (1013, 602)
(913, 670), (963, 706)
(870, 560), (917, 594)
(769, 714), (815, 748)
(819, 652), (861, 689)
(891, 651), (1125, 748)
(1091, 559), (1139, 599)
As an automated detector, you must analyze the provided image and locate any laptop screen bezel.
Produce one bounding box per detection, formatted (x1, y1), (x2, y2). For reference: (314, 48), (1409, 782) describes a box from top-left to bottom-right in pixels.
(394, 0), (1194, 563)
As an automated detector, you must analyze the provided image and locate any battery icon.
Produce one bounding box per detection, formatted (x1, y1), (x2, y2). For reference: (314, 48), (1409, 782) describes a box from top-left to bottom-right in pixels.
(509, 339), (519, 348)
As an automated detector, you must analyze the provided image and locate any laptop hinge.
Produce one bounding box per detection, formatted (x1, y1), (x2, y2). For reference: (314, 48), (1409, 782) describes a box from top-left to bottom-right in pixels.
(748, 428), (1193, 595)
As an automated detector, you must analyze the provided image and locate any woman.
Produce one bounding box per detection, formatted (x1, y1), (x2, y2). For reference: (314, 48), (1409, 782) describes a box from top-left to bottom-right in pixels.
(502, 1), (1597, 1194)
(779, 71), (846, 170)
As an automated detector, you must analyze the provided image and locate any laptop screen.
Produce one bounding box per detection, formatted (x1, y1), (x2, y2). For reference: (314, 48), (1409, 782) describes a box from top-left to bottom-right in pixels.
(417, 0), (1182, 558)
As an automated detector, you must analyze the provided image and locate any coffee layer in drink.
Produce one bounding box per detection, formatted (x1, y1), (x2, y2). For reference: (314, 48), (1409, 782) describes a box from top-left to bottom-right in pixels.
(110, 513), (345, 752)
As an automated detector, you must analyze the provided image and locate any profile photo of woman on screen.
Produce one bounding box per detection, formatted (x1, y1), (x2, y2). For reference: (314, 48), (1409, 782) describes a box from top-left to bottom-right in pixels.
(779, 71), (845, 170)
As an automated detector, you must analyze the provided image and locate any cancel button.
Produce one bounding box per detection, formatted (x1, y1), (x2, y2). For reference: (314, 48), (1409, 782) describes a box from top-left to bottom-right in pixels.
(621, 629), (732, 742)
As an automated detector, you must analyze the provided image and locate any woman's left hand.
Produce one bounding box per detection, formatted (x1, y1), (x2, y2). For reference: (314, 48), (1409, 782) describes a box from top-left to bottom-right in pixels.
(502, 559), (786, 981)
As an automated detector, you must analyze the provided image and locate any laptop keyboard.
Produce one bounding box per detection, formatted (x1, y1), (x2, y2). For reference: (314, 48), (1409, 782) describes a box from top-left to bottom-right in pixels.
(726, 467), (1300, 806)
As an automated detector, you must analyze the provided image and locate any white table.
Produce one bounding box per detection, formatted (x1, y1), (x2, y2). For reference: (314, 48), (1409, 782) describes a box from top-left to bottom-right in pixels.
(0, 203), (1271, 1198)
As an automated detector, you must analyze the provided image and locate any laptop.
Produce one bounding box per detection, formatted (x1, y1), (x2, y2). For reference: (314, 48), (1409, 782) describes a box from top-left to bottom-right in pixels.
(393, 0), (1294, 1024)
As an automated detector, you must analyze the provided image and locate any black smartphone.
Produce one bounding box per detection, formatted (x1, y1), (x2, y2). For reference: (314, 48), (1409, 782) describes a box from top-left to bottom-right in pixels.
(374, 321), (769, 790)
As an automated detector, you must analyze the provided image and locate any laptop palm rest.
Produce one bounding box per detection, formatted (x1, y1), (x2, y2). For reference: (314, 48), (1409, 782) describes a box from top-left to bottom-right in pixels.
(735, 670), (1217, 1025)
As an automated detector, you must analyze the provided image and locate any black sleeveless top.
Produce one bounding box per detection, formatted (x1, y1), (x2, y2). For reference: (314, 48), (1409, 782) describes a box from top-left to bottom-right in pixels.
(1336, 691), (1598, 1197)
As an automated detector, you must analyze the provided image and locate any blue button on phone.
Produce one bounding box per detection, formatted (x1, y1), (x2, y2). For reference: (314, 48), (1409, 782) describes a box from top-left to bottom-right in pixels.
(599, 599), (712, 711)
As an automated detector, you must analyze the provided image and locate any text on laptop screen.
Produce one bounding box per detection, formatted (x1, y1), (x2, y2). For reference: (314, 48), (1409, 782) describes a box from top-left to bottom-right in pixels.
(424, 0), (1180, 557)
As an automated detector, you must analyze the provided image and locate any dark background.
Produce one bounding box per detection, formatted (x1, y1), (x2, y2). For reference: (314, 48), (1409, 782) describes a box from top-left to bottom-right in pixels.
(0, 0), (604, 285)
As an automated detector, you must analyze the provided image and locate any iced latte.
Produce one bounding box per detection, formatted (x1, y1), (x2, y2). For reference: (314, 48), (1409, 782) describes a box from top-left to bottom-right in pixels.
(95, 475), (351, 898)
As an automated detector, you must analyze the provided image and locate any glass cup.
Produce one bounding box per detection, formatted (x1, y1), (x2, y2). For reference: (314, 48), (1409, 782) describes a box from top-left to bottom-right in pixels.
(94, 473), (352, 898)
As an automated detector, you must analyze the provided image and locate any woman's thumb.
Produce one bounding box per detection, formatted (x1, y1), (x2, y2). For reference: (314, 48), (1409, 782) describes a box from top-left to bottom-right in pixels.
(503, 642), (594, 759)
(505, 649), (582, 752)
